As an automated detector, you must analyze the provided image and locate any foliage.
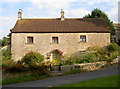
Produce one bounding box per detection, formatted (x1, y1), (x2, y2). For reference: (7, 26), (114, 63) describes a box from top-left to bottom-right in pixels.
(87, 46), (101, 51)
(107, 43), (120, 52)
(83, 8), (115, 35)
(98, 54), (109, 61)
(62, 57), (76, 65)
(81, 53), (98, 63)
(62, 52), (98, 65)
(97, 48), (106, 55)
(3, 61), (49, 76)
(62, 43), (119, 65)
(2, 36), (10, 46)
(109, 51), (118, 61)
(2, 74), (49, 85)
(0, 39), (2, 47)
(2, 48), (11, 60)
(21, 52), (44, 67)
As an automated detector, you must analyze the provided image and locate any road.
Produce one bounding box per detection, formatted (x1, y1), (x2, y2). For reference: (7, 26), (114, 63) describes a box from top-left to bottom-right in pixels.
(3, 67), (118, 88)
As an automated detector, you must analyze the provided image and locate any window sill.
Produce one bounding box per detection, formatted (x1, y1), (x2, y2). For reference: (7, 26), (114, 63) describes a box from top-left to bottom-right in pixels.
(78, 41), (86, 43)
(50, 43), (59, 44)
(25, 43), (34, 45)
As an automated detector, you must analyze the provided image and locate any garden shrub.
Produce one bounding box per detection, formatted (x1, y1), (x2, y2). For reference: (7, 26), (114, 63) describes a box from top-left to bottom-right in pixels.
(81, 53), (98, 63)
(28, 65), (49, 76)
(5, 63), (49, 75)
(62, 57), (75, 65)
(21, 52), (44, 67)
(2, 48), (11, 60)
(107, 43), (120, 52)
(5, 62), (26, 73)
(87, 46), (101, 51)
(98, 54), (109, 61)
(109, 51), (118, 60)
(97, 48), (106, 55)
(62, 52), (98, 65)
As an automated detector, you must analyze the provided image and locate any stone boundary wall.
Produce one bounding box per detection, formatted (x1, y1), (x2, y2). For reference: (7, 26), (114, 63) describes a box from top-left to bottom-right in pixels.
(61, 57), (119, 72)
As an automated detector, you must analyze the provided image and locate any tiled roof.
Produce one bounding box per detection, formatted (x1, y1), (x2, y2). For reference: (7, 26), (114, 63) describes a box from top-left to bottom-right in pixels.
(12, 18), (110, 33)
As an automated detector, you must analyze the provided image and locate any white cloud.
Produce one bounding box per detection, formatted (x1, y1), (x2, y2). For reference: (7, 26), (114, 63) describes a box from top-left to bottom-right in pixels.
(30, 0), (79, 10)
(1, 0), (119, 3)
(106, 6), (118, 22)
(65, 8), (90, 18)
(86, 2), (95, 6)
(0, 16), (17, 39)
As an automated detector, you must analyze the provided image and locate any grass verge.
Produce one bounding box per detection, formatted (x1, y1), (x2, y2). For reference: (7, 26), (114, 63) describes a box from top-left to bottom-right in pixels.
(54, 74), (119, 87)
(2, 69), (84, 85)
(2, 74), (50, 85)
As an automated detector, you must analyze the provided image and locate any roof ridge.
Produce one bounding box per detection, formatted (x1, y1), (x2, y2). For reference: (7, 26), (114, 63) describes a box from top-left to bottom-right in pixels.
(19, 18), (105, 20)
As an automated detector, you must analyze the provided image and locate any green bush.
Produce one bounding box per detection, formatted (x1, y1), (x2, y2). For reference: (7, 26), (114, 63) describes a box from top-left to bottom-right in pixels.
(97, 48), (106, 55)
(2, 48), (11, 60)
(62, 52), (98, 65)
(98, 54), (109, 61)
(62, 57), (75, 65)
(29, 65), (49, 75)
(107, 43), (120, 52)
(5, 62), (26, 73)
(4, 62), (49, 75)
(21, 52), (44, 67)
(62, 44), (119, 65)
(87, 46), (101, 51)
(109, 51), (118, 60)
(81, 53), (98, 63)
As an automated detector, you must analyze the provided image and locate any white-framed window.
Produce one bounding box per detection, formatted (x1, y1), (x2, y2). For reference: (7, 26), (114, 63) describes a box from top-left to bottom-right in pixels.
(27, 37), (33, 43)
(80, 35), (86, 42)
(52, 37), (58, 43)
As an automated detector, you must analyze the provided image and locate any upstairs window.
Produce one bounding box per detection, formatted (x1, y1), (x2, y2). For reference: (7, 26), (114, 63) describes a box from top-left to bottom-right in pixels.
(80, 35), (86, 42)
(52, 37), (58, 44)
(27, 37), (33, 43)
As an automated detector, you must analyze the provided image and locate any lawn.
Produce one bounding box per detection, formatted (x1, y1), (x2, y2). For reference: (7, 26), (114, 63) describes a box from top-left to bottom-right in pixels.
(2, 74), (50, 85)
(54, 74), (119, 87)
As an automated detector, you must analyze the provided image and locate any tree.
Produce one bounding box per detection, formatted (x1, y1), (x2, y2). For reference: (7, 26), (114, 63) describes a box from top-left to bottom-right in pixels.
(2, 36), (10, 46)
(0, 39), (2, 47)
(83, 8), (115, 35)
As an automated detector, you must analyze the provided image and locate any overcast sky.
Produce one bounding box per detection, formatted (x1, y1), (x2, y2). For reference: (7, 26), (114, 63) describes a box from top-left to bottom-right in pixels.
(0, 0), (119, 39)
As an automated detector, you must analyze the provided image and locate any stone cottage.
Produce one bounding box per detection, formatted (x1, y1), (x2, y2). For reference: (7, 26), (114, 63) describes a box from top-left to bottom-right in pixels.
(11, 9), (110, 61)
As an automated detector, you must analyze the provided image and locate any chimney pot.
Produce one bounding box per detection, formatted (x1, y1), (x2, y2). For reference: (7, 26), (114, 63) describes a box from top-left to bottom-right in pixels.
(18, 9), (22, 20)
(61, 9), (65, 21)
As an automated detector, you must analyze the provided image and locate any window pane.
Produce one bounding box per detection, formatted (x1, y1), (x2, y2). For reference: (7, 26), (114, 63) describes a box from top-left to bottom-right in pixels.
(27, 37), (33, 43)
(52, 37), (58, 43)
(80, 36), (86, 42)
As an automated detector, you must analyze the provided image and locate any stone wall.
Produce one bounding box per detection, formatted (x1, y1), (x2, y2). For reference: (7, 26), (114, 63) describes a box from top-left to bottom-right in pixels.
(11, 33), (110, 61)
(61, 57), (119, 72)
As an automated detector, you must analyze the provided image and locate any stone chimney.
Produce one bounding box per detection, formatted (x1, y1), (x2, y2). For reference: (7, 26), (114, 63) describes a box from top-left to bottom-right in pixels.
(18, 9), (22, 20)
(61, 9), (65, 21)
